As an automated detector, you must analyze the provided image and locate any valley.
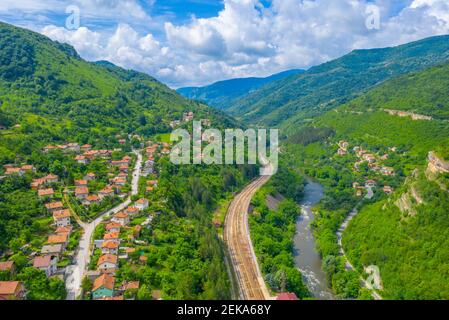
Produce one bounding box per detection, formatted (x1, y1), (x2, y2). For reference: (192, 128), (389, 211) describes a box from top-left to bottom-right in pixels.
(1, 17), (449, 302)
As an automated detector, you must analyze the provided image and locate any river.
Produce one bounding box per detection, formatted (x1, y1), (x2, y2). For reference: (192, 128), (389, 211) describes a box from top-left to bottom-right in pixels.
(293, 180), (335, 300)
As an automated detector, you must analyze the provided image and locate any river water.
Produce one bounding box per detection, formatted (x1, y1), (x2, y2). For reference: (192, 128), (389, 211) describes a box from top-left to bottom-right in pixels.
(293, 180), (335, 300)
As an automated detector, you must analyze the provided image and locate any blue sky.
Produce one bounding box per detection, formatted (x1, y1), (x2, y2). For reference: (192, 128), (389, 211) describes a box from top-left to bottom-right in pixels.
(1, 0), (449, 88)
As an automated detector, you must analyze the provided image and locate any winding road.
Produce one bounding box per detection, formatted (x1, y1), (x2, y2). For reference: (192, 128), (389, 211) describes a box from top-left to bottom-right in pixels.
(224, 173), (273, 300)
(336, 188), (383, 300)
(65, 150), (143, 300)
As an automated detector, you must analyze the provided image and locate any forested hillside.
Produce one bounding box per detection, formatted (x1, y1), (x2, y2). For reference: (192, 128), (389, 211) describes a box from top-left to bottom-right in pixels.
(226, 35), (449, 134)
(280, 59), (449, 299)
(0, 22), (248, 300)
(177, 69), (303, 110)
(0, 21), (234, 164)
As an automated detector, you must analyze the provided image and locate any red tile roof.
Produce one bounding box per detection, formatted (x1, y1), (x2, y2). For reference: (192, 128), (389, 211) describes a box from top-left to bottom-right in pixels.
(103, 232), (120, 240)
(122, 281), (140, 291)
(0, 281), (22, 295)
(75, 187), (89, 195)
(53, 209), (71, 220)
(105, 222), (122, 231)
(38, 188), (54, 196)
(56, 226), (72, 235)
(102, 241), (119, 249)
(114, 212), (128, 219)
(47, 234), (68, 244)
(33, 255), (52, 268)
(45, 201), (64, 210)
(0, 261), (14, 272)
(276, 292), (298, 300)
(92, 274), (115, 292)
(98, 254), (118, 266)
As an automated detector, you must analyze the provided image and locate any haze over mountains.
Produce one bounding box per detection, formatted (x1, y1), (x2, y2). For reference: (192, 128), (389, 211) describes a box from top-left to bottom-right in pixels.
(177, 69), (303, 110)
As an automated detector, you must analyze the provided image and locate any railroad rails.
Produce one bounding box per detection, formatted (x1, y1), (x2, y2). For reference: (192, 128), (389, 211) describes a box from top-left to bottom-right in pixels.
(224, 175), (272, 300)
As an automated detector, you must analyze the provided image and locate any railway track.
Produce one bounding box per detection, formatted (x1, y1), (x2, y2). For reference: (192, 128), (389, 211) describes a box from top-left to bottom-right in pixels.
(224, 175), (272, 300)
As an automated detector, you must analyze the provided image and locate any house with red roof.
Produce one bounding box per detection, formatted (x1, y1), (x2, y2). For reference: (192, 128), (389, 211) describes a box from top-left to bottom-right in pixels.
(75, 187), (89, 200)
(92, 274), (115, 300)
(97, 254), (118, 273)
(135, 198), (149, 211)
(53, 209), (71, 227)
(276, 292), (298, 300)
(102, 241), (119, 255)
(33, 255), (58, 277)
(112, 212), (129, 226)
(0, 281), (26, 300)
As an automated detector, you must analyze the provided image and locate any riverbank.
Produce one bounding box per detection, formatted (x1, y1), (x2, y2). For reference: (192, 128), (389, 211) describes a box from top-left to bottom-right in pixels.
(294, 180), (335, 300)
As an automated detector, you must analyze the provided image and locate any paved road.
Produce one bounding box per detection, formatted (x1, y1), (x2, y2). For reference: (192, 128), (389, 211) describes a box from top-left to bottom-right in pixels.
(65, 150), (143, 300)
(224, 174), (273, 300)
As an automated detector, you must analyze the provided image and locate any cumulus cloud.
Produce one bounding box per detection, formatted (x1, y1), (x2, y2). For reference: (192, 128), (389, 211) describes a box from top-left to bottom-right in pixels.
(14, 0), (449, 87)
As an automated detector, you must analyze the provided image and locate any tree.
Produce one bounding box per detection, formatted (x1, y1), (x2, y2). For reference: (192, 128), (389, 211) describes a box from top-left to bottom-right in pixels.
(137, 284), (152, 300)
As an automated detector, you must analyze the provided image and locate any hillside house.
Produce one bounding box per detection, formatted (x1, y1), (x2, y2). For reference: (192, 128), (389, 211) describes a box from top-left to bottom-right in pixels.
(103, 232), (120, 244)
(97, 254), (118, 273)
(7, 167), (24, 176)
(47, 234), (68, 250)
(81, 144), (92, 152)
(0, 261), (15, 276)
(85, 195), (101, 205)
(84, 172), (96, 181)
(125, 206), (139, 217)
(75, 187), (89, 200)
(383, 186), (394, 194)
(75, 180), (88, 187)
(365, 180), (377, 188)
(92, 274), (115, 300)
(135, 198), (149, 211)
(111, 177), (126, 186)
(31, 178), (46, 190)
(55, 226), (72, 237)
(120, 281), (140, 293)
(0, 281), (26, 300)
(45, 201), (64, 213)
(44, 174), (59, 184)
(41, 244), (63, 258)
(33, 255), (58, 277)
(112, 212), (129, 226)
(38, 188), (54, 199)
(99, 186), (115, 199)
(105, 222), (121, 233)
(102, 241), (119, 255)
(53, 209), (71, 227)
(381, 167), (395, 176)
(75, 155), (88, 165)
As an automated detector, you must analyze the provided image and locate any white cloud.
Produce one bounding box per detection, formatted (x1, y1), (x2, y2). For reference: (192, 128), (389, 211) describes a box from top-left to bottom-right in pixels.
(28, 0), (449, 87)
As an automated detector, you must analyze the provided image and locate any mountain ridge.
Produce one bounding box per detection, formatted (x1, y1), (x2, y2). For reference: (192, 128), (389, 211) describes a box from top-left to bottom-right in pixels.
(223, 34), (449, 133)
(177, 69), (304, 109)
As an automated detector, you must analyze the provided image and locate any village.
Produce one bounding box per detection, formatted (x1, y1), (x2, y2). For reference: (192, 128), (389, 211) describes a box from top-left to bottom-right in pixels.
(0, 136), (168, 300)
(0, 112), (205, 300)
(336, 140), (397, 198)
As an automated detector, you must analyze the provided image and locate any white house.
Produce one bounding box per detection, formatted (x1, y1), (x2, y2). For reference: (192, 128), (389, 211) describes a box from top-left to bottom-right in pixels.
(33, 255), (58, 277)
(97, 254), (118, 273)
(135, 198), (149, 211)
(101, 241), (119, 255)
(53, 209), (71, 227)
(112, 212), (129, 226)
